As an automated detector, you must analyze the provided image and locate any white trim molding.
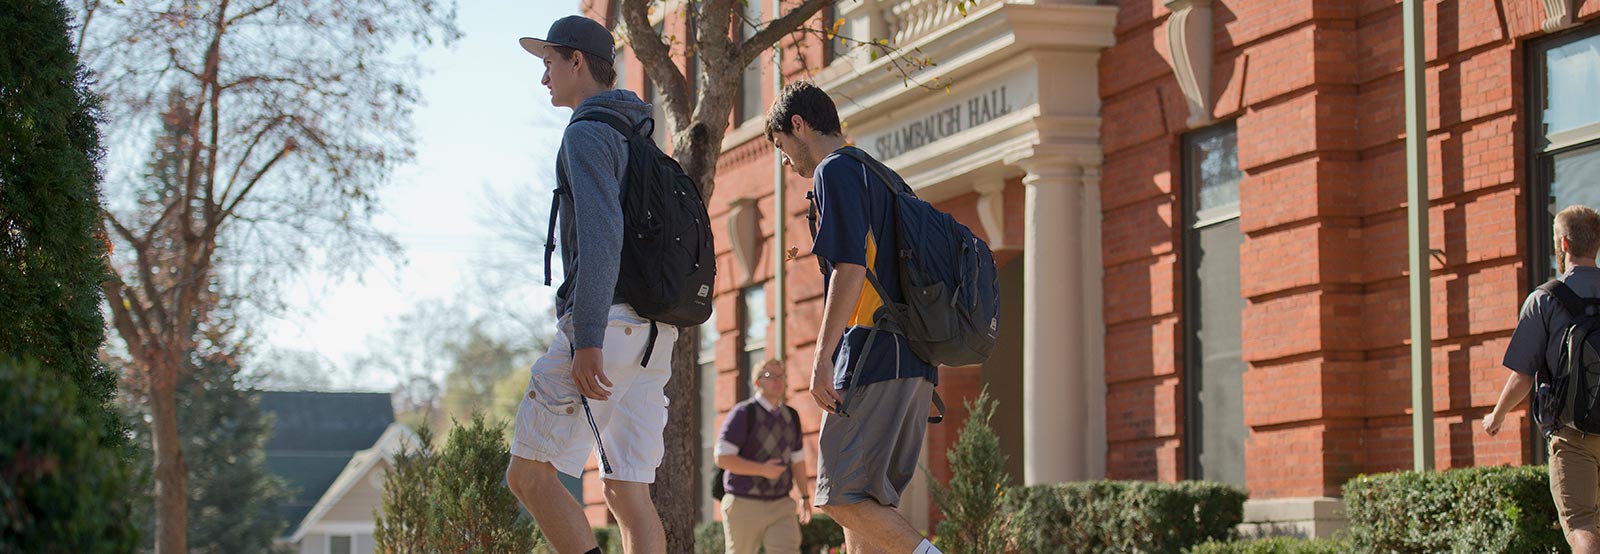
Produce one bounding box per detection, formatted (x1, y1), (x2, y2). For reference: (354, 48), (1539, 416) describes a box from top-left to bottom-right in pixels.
(1165, 0), (1215, 129)
(1544, 0), (1576, 33)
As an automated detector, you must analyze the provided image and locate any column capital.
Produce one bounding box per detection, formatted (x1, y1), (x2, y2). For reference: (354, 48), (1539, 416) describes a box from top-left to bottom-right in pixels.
(1009, 143), (1101, 186)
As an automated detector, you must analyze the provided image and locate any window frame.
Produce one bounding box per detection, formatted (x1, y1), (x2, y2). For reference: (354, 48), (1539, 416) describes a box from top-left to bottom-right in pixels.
(1180, 121), (1244, 482)
(738, 284), (768, 401)
(1523, 22), (1600, 463)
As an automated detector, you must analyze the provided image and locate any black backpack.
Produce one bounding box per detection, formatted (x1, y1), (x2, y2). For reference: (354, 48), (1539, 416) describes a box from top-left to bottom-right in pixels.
(807, 148), (1001, 421)
(711, 401), (800, 502)
(1530, 280), (1600, 434)
(544, 114), (716, 364)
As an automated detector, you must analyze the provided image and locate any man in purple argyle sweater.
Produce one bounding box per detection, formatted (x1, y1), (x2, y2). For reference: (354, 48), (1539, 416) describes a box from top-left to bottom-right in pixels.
(715, 359), (811, 553)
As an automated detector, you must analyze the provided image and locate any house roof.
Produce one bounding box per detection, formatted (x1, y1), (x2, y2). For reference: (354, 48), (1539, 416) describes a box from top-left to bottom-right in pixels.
(259, 391), (394, 538)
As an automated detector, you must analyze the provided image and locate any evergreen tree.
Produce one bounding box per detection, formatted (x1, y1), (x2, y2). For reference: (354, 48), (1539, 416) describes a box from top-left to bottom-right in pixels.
(931, 387), (1010, 554)
(0, 0), (124, 449)
(375, 416), (546, 553)
(375, 426), (436, 554)
(123, 313), (294, 554)
(0, 0), (138, 549)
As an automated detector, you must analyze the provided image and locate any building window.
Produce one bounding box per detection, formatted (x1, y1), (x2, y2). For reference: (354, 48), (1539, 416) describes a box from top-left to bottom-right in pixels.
(329, 535), (353, 554)
(737, 0), (763, 124)
(697, 311), (720, 522)
(1530, 24), (1600, 282)
(823, 5), (848, 65)
(1182, 122), (1246, 488)
(740, 285), (768, 399)
(1527, 24), (1600, 462)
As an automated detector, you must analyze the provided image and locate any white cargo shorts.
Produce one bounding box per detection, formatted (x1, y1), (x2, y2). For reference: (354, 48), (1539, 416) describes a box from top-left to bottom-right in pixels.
(511, 304), (678, 483)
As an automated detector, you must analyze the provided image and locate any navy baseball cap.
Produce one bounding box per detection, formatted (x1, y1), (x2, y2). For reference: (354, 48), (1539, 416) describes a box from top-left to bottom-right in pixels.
(520, 15), (615, 66)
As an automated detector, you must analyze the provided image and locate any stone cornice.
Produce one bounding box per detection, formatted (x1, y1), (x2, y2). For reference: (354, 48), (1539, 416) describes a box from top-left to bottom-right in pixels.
(818, 1), (1114, 126)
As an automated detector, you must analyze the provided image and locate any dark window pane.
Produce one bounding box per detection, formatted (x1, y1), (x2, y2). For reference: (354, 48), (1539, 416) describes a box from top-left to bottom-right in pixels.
(331, 536), (352, 554)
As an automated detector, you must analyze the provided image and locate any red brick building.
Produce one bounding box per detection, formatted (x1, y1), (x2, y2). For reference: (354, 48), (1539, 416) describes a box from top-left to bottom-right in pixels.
(1101, 0), (1600, 534)
(571, 0), (1600, 536)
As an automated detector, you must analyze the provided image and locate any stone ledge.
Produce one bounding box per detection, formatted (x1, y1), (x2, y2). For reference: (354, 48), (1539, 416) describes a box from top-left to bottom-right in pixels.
(1239, 497), (1347, 539)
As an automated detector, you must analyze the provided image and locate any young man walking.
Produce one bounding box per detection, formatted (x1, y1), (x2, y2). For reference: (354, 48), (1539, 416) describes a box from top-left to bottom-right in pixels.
(715, 359), (812, 554)
(766, 81), (943, 554)
(1485, 204), (1600, 554)
(507, 15), (678, 554)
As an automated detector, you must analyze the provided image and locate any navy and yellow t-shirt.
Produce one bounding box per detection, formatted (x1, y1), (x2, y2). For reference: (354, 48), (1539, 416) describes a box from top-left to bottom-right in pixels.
(811, 147), (938, 390)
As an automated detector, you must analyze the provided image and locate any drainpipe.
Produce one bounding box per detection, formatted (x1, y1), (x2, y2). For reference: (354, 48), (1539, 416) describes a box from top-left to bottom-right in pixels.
(771, 0), (786, 364)
(1403, 0), (1435, 471)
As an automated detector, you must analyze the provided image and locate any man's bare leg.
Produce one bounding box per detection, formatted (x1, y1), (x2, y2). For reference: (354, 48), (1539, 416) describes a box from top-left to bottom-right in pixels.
(602, 479), (665, 553)
(507, 456), (596, 554)
(843, 528), (887, 554)
(820, 501), (922, 552)
(1571, 529), (1600, 554)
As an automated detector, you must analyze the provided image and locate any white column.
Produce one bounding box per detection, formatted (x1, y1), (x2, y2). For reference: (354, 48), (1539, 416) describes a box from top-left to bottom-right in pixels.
(1020, 156), (1087, 485)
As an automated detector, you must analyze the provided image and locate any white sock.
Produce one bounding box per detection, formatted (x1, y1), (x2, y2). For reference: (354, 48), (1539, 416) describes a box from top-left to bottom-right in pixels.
(914, 539), (942, 554)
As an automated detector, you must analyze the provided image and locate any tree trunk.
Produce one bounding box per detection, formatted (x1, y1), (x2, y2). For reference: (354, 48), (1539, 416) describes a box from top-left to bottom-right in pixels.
(655, 328), (700, 552)
(150, 357), (187, 554)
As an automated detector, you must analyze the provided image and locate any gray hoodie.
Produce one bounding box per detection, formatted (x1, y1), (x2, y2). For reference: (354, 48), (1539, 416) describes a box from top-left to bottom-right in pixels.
(553, 89), (652, 349)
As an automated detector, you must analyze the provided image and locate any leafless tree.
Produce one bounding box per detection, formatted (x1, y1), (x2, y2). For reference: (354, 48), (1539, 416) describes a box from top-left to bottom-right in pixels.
(74, 1), (459, 551)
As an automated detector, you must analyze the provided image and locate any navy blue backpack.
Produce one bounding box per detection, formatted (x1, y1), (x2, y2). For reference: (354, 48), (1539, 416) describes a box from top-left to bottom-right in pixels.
(808, 148), (1002, 420)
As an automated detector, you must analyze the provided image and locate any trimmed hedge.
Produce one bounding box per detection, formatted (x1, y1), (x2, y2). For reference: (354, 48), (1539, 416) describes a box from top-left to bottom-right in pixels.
(1004, 480), (1247, 554)
(693, 513), (846, 553)
(1188, 537), (1351, 554)
(1342, 465), (1562, 553)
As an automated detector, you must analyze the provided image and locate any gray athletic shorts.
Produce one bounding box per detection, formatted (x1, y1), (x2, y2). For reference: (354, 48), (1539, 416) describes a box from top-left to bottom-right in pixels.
(813, 377), (934, 508)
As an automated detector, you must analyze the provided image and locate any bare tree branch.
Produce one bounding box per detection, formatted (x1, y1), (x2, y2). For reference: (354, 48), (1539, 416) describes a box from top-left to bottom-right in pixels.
(618, 0), (690, 129)
(735, 0), (832, 70)
(220, 140), (295, 221)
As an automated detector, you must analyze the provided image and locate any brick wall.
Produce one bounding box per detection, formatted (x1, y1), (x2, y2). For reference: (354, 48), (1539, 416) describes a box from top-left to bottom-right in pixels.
(1101, 0), (1600, 499)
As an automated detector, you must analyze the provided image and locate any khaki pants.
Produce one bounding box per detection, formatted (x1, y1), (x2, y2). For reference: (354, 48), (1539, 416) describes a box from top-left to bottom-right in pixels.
(1550, 427), (1600, 535)
(720, 494), (801, 554)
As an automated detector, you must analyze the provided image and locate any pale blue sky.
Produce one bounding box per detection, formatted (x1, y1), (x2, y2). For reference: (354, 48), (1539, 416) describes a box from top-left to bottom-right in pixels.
(258, 1), (580, 389)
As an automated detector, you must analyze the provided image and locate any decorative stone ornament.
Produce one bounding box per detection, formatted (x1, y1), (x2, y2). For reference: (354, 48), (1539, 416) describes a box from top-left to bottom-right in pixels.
(1544, 0), (1575, 33)
(1165, 0), (1214, 129)
(975, 179), (1009, 250)
(727, 197), (762, 286)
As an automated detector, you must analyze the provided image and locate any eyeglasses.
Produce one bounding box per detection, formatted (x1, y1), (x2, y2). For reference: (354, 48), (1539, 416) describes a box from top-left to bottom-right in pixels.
(758, 371), (783, 380)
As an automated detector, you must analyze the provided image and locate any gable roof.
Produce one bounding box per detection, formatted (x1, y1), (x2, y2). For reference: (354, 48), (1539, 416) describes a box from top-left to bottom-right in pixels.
(259, 391), (394, 538)
(289, 423), (422, 542)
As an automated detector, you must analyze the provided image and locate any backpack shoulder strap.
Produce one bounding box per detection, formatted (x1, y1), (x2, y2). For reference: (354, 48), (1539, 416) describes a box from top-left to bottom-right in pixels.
(545, 113), (638, 287)
(835, 147), (909, 196)
(570, 112), (636, 141)
(1539, 279), (1592, 318)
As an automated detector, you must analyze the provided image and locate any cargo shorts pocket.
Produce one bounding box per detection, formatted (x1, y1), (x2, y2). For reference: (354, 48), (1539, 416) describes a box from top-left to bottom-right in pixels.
(527, 368), (582, 418)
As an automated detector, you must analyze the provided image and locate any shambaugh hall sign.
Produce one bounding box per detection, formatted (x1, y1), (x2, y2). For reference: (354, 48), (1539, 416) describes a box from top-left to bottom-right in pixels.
(854, 67), (1038, 162)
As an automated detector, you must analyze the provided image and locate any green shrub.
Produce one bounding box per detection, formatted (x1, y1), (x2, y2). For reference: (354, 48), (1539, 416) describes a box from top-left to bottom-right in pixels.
(1188, 536), (1351, 554)
(694, 521), (724, 554)
(801, 513), (846, 551)
(693, 513), (846, 553)
(593, 525), (622, 553)
(1342, 465), (1561, 553)
(0, 359), (139, 552)
(931, 387), (1009, 554)
(1003, 480), (1247, 554)
(375, 417), (543, 552)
